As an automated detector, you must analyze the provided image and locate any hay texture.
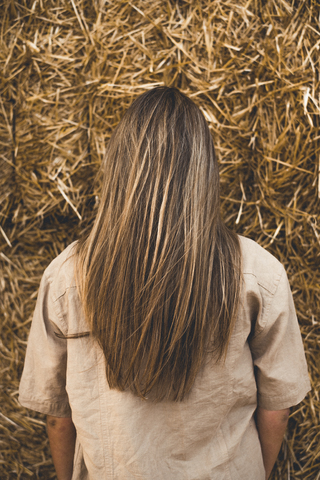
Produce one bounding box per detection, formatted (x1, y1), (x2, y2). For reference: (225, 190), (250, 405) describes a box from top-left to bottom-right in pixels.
(1, 0), (319, 478)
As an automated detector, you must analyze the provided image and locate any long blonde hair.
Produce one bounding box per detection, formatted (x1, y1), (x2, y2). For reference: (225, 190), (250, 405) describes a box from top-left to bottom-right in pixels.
(76, 86), (241, 401)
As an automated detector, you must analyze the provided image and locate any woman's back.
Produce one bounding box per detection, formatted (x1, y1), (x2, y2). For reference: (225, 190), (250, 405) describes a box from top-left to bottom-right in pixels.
(19, 236), (310, 479)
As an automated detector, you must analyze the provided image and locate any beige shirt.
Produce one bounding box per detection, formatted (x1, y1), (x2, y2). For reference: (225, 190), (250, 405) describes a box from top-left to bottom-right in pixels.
(19, 236), (311, 480)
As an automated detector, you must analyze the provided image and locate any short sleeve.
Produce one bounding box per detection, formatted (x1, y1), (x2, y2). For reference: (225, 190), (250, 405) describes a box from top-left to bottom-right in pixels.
(249, 266), (311, 410)
(19, 270), (71, 417)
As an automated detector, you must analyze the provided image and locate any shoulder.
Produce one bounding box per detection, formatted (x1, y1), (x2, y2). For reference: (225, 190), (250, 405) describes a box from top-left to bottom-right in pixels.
(238, 235), (285, 295)
(42, 241), (78, 299)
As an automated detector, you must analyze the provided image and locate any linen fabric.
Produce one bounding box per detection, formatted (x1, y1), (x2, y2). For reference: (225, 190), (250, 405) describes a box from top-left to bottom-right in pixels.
(19, 235), (311, 480)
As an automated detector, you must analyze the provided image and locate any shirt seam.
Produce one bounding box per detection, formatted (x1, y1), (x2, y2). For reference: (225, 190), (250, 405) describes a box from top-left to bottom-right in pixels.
(50, 286), (78, 335)
(251, 267), (284, 338)
(242, 271), (279, 296)
(54, 285), (78, 302)
(41, 271), (69, 336)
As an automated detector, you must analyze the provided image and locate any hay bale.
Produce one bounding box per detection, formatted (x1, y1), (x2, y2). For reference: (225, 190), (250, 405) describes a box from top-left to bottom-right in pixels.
(0, 0), (319, 478)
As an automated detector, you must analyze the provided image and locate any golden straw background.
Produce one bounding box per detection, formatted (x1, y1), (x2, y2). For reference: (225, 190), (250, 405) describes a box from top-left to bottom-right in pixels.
(1, 0), (319, 478)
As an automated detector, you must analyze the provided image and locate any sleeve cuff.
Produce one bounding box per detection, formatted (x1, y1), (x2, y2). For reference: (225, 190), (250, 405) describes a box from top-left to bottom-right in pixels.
(18, 395), (72, 417)
(257, 379), (311, 410)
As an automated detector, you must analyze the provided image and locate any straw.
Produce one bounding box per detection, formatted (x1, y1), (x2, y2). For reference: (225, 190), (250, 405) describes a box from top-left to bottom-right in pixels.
(0, 0), (319, 477)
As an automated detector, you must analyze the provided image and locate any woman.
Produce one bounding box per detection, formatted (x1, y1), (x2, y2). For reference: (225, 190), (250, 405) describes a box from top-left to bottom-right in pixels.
(19, 87), (310, 480)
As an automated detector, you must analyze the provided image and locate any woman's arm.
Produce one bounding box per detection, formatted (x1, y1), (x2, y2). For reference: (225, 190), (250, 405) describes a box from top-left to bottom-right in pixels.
(46, 415), (76, 480)
(255, 407), (290, 480)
